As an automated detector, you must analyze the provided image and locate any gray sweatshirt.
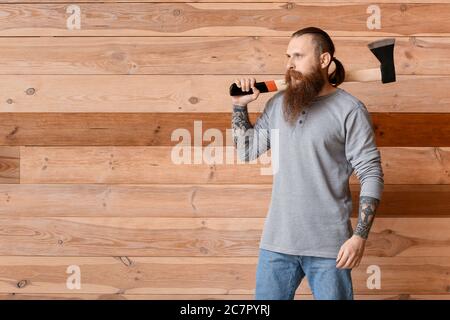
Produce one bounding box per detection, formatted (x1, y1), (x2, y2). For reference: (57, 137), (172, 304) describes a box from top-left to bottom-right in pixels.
(231, 87), (384, 258)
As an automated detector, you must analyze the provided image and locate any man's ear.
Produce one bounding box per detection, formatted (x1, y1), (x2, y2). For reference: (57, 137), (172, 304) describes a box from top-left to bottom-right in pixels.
(320, 52), (332, 69)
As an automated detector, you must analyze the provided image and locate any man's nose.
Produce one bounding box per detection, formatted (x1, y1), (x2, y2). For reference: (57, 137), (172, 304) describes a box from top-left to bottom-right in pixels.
(286, 66), (297, 74)
(286, 59), (295, 70)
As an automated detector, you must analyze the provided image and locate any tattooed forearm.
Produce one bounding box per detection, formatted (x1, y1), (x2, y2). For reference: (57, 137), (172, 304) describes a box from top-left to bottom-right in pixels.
(231, 104), (271, 162)
(231, 105), (253, 145)
(354, 196), (380, 239)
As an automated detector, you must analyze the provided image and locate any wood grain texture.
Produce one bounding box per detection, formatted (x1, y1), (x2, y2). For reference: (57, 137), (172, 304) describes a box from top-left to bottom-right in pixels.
(0, 256), (448, 294)
(0, 37), (445, 75)
(0, 217), (447, 257)
(1, 293), (449, 300)
(0, 147), (19, 183)
(1, 0), (449, 3)
(1, 75), (450, 113)
(0, 0), (448, 301)
(19, 146), (450, 184)
(0, 184), (449, 218)
(1, 113), (449, 146)
(0, 3), (449, 36)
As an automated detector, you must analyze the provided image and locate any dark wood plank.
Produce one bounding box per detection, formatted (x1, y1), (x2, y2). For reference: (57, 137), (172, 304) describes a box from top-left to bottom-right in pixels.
(0, 113), (449, 146)
(0, 147), (19, 184)
(372, 113), (450, 147)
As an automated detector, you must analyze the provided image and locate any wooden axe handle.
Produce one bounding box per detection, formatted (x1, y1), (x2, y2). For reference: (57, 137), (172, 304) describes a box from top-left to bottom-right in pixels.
(344, 68), (381, 82)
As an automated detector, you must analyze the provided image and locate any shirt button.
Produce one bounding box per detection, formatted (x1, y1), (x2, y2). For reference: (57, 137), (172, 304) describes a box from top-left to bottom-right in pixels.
(299, 120), (303, 124)
(302, 111), (306, 114)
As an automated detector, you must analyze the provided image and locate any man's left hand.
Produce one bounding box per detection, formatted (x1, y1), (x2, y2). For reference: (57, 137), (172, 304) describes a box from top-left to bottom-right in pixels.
(336, 235), (366, 269)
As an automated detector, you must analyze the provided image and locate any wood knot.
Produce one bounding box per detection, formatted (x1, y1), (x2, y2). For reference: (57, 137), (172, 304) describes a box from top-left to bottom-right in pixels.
(26, 88), (35, 95)
(189, 96), (199, 104)
(118, 256), (133, 267)
(17, 280), (28, 288)
(7, 126), (19, 138)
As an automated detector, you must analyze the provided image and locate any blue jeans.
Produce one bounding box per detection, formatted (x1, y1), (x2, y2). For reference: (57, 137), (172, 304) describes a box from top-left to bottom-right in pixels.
(255, 248), (353, 300)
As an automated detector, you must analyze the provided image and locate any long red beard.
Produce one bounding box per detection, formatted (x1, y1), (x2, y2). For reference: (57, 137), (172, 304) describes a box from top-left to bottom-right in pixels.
(283, 65), (325, 125)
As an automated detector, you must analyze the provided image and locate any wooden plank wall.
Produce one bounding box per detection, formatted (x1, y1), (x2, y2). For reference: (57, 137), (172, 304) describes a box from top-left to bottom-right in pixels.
(0, 0), (449, 300)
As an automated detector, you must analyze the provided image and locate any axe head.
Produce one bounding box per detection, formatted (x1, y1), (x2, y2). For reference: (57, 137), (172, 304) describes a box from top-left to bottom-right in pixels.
(368, 38), (396, 83)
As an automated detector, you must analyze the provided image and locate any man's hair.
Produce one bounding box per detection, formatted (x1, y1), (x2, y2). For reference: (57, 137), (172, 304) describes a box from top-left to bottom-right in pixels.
(291, 27), (345, 87)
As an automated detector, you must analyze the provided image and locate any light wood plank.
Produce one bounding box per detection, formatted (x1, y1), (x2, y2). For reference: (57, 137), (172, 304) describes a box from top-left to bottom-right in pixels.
(1, 293), (449, 300)
(0, 217), (447, 257)
(1, 184), (449, 218)
(1, 75), (449, 113)
(0, 37), (445, 75)
(0, 3), (450, 37)
(1, 0), (449, 3)
(0, 256), (448, 294)
(19, 146), (450, 184)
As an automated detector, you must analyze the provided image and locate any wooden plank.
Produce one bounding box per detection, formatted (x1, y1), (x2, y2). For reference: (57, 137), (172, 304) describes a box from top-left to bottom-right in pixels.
(19, 146), (450, 184)
(0, 3), (450, 37)
(1, 113), (449, 146)
(371, 113), (450, 146)
(1, 0), (449, 3)
(0, 37), (446, 75)
(0, 256), (448, 294)
(1, 75), (450, 113)
(0, 147), (19, 184)
(1, 293), (449, 300)
(0, 217), (447, 257)
(1, 184), (449, 218)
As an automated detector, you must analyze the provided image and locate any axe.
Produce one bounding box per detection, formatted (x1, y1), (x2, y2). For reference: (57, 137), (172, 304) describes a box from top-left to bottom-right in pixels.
(229, 38), (396, 96)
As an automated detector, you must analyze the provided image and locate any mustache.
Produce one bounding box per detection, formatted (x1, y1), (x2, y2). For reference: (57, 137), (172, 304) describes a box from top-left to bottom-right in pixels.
(286, 69), (304, 82)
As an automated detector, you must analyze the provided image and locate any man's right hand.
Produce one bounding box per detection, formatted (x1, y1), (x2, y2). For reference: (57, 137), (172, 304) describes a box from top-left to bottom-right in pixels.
(231, 77), (260, 107)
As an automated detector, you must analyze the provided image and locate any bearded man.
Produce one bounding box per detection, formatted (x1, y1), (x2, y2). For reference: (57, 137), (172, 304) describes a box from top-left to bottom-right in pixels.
(230, 26), (384, 300)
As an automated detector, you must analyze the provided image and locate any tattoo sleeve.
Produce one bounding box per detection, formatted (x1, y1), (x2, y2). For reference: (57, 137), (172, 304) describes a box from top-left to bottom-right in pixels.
(231, 104), (271, 162)
(353, 196), (380, 239)
(231, 105), (253, 145)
